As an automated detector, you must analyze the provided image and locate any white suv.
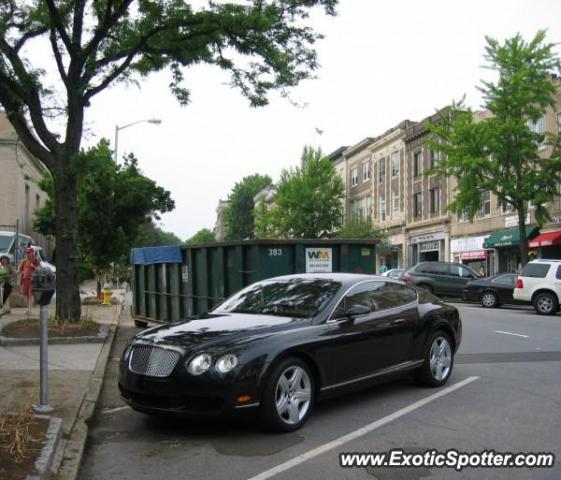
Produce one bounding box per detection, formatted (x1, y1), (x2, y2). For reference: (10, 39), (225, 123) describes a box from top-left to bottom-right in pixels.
(513, 260), (561, 315)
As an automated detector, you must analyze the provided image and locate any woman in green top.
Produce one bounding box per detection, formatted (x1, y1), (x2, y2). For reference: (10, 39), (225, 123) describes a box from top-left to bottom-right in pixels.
(0, 255), (15, 314)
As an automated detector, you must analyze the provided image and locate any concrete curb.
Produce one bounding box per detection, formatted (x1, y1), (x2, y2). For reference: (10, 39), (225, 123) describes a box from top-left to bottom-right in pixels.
(26, 416), (63, 480)
(56, 307), (123, 480)
(0, 324), (109, 346)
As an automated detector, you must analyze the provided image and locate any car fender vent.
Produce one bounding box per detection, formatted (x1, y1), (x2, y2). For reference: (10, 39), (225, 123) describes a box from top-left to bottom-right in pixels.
(129, 345), (180, 377)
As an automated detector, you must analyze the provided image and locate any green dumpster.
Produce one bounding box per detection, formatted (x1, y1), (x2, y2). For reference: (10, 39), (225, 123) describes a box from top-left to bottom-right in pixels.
(131, 239), (377, 326)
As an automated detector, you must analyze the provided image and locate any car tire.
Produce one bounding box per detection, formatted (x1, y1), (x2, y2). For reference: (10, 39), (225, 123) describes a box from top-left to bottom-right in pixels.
(260, 357), (315, 432)
(480, 291), (499, 308)
(414, 331), (454, 387)
(418, 283), (434, 294)
(533, 292), (559, 316)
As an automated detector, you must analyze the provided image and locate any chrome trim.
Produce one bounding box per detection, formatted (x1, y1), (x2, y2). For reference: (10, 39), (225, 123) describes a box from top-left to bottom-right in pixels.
(326, 279), (418, 323)
(128, 344), (181, 377)
(233, 402), (260, 409)
(320, 359), (424, 392)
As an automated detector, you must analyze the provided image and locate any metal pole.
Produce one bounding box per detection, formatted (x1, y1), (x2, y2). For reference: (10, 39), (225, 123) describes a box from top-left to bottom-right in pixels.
(15, 219), (19, 267)
(33, 304), (54, 413)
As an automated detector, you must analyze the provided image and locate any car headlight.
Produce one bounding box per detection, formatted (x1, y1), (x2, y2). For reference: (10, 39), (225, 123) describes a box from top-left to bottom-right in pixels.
(215, 354), (239, 374)
(122, 342), (134, 361)
(186, 353), (212, 376)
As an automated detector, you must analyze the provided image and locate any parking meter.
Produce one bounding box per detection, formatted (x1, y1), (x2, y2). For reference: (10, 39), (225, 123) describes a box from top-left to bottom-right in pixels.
(31, 267), (56, 306)
(31, 267), (56, 414)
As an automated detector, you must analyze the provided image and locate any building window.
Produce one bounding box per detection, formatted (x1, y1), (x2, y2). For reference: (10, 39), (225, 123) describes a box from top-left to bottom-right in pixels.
(391, 151), (400, 177)
(351, 166), (358, 187)
(430, 149), (441, 169)
(528, 116), (546, 148)
(362, 161), (371, 182)
(429, 188), (440, 213)
(378, 196), (386, 221)
(413, 192), (422, 218)
(392, 192), (400, 218)
(365, 196), (372, 220)
(413, 151), (423, 177)
(476, 189), (491, 218)
(378, 158), (385, 183)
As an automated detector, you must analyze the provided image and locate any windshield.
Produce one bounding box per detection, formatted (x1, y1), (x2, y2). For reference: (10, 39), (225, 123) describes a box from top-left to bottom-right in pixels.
(214, 278), (342, 318)
(0, 235), (13, 252)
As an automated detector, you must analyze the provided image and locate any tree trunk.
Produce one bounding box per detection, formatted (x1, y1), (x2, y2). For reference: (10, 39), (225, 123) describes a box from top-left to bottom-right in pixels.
(518, 209), (528, 271)
(54, 159), (82, 321)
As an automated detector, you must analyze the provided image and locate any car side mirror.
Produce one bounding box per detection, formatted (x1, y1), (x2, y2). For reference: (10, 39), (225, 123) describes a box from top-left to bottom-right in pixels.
(345, 304), (370, 319)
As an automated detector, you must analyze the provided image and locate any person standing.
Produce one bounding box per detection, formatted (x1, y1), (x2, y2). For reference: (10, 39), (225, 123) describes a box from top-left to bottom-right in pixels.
(379, 262), (388, 274)
(19, 248), (40, 316)
(0, 255), (15, 314)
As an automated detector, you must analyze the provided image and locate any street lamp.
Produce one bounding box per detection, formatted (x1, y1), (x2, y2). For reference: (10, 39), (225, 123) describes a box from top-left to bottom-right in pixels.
(113, 118), (162, 162)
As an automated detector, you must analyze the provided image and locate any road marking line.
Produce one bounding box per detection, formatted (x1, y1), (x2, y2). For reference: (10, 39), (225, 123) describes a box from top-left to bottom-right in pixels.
(102, 406), (129, 414)
(495, 330), (529, 338)
(247, 376), (479, 480)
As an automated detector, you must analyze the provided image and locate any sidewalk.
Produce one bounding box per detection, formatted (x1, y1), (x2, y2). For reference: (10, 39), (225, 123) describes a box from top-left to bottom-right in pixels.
(0, 301), (124, 479)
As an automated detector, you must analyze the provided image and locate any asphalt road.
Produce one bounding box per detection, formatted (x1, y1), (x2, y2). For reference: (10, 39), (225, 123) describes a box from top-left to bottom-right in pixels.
(79, 303), (561, 480)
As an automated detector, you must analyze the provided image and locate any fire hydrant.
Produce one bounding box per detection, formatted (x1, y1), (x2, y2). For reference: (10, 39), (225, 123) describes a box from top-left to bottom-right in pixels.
(102, 284), (112, 306)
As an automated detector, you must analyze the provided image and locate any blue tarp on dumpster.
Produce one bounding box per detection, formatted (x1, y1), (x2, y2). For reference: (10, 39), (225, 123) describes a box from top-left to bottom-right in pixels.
(131, 246), (182, 265)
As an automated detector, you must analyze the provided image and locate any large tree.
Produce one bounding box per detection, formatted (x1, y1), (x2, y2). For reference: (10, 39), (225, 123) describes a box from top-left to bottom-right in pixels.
(224, 173), (272, 240)
(35, 140), (174, 295)
(258, 146), (344, 238)
(0, 0), (337, 319)
(427, 31), (561, 266)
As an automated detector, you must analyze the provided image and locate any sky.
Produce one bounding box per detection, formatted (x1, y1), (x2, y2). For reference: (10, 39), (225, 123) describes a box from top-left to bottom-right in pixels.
(79, 0), (561, 241)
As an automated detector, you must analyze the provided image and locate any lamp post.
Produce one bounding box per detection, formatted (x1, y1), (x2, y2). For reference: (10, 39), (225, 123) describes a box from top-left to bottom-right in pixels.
(113, 118), (162, 162)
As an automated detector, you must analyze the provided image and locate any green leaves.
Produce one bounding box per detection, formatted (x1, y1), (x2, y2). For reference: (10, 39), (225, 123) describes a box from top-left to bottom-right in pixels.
(224, 173), (272, 240)
(258, 146), (344, 238)
(186, 228), (216, 245)
(427, 31), (561, 265)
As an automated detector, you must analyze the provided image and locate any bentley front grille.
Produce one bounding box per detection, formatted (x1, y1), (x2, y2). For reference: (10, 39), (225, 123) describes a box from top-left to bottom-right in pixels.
(129, 345), (180, 377)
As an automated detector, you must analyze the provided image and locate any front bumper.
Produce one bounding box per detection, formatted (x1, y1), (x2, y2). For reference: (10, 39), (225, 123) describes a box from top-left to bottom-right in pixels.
(118, 356), (261, 416)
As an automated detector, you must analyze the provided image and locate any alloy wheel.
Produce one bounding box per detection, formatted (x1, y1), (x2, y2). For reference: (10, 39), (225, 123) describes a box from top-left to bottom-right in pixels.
(481, 292), (497, 308)
(536, 295), (554, 314)
(429, 336), (452, 381)
(275, 365), (312, 425)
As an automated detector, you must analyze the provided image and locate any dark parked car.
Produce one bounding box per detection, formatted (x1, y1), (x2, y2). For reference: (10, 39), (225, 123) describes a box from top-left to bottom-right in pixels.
(119, 273), (462, 431)
(403, 261), (480, 297)
(463, 273), (522, 308)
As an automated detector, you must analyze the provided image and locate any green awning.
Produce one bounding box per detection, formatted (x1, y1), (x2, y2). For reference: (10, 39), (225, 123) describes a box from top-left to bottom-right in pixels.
(483, 226), (539, 248)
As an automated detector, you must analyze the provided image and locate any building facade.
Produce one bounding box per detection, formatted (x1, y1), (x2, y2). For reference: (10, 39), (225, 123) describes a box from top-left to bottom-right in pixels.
(0, 113), (52, 254)
(403, 111), (452, 268)
(370, 120), (415, 269)
(344, 138), (375, 224)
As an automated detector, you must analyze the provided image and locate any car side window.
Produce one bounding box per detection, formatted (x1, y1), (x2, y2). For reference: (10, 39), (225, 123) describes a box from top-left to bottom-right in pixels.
(330, 281), (417, 320)
(557, 266), (561, 280)
(493, 274), (516, 285)
(330, 282), (385, 319)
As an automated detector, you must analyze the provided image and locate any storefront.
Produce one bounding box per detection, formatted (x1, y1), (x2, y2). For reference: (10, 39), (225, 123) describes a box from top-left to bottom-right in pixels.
(376, 233), (404, 271)
(450, 235), (490, 275)
(408, 232), (445, 266)
(483, 226), (539, 273)
(528, 230), (561, 259)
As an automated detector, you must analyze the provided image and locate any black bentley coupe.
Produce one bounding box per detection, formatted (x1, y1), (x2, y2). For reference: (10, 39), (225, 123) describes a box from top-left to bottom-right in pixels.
(119, 273), (462, 431)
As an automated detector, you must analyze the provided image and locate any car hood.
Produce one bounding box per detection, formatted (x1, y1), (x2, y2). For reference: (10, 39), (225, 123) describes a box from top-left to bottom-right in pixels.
(136, 313), (311, 350)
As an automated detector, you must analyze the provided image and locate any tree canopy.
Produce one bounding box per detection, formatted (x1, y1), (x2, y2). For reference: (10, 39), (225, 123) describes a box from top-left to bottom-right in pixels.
(224, 173), (272, 240)
(0, 0), (337, 319)
(256, 146), (344, 238)
(427, 31), (561, 266)
(35, 139), (175, 277)
(334, 218), (386, 241)
(187, 228), (216, 245)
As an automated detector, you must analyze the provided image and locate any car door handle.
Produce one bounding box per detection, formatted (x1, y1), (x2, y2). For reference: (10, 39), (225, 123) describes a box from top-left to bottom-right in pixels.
(392, 318), (406, 325)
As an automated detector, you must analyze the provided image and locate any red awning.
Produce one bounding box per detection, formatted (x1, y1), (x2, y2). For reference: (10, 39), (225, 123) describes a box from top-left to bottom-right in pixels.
(528, 231), (561, 248)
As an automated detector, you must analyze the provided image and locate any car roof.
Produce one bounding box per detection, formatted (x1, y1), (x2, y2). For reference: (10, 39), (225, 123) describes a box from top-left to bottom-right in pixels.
(528, 259), (561, 263)
(261, 272), (396, 288)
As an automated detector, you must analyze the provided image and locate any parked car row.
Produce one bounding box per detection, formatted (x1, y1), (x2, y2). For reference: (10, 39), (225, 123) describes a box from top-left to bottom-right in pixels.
(398, 260), (561, 315)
